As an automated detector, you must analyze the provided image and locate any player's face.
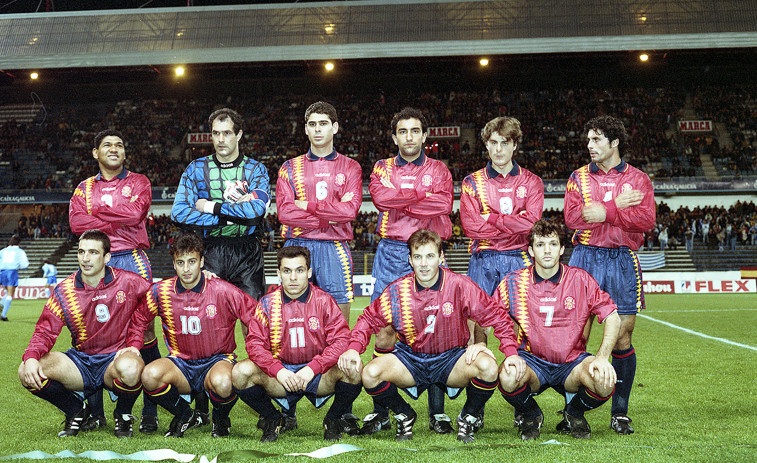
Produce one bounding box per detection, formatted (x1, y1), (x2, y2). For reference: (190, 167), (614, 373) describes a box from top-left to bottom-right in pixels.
(92, 136), (125, 172)
(393, 118), (427, 159)
(211, 118), (242, 160)
(277, 256), (312, 299)
(486, 132), (517, 172)
(586, 129), (619, 167)
(528, 233), (564, 271)
(409, 242), (441, 288)
(77, 239), (111, 280)
(173, 251), (204, 289)
(305, 113), (338, 151)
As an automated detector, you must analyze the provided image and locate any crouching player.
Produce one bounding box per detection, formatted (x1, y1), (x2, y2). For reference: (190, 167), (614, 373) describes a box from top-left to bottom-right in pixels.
(496, 219), (620, 440)
(338, 229), (525, 443)
(232, 246), (362, 442)
(126, 233), (257, 438)
(18, 229), (150, 437)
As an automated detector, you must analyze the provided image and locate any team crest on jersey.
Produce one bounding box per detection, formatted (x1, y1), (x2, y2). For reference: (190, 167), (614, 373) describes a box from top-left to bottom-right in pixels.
(422, 174), (433, 187)
(516, 186), (527, 199)
(121, 186), (132, 198)
(441, 302), (454, 316)
(308, 316), (320, 331)
(116, 291), (126, 303)
(335, 173), (346, 186)
(205, 305), (217, 319)
(622, 183), (632, 193)
(564, 296), (575, 311)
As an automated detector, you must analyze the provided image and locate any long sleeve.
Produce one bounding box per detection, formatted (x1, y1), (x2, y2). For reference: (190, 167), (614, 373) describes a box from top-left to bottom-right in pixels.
(217, 162), (270, 221)
(304, 299), (350, 375)
(244, 304), (285, 378)
(564, 170), (603, 231)
(276, 169), (328, 230)
(126, 288), (158, 349)
(90, 175), (151, 226)
(171, 162), (220, 228)
(69, 179), (115, 235)
(23, 299), (66, 361)
(403, 166), (454, 219)
(347, 298), (391, 353)
(606, 174), (656, 233)
(369, 165), (421, 211)
(466, 285), (519, 357)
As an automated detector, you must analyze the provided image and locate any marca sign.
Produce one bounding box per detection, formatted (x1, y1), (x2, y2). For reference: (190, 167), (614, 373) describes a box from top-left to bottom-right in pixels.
(187, 132), (213, 144)
(677, 279), (756, 293)
(427, 126), (460, 138)
(678, 120), (712, 133)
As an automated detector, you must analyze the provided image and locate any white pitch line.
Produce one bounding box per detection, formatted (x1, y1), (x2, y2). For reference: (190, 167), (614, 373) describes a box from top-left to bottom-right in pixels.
(648, 308), (757, 313)
(638, 314), (757, 352)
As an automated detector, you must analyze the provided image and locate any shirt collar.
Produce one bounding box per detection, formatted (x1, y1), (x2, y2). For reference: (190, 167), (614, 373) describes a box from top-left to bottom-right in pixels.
(307, 149), (337, 161)
(175, 273), (205, 294)
(396, 151), (426, 167)
(415, 267), (444, 292)
(282, 283), (311, 304)
(486, 160), (520, 178)
(75, 265), (114, 289)
(533, 264), (562, 285)
(590, 159), (626, 174)
(213, 154), (244, 168)
(95, 168), (128, 181)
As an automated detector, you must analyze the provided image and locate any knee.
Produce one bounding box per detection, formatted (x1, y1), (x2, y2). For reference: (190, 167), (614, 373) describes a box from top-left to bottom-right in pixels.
(361, 361), (383, 388)
(473, 354), (499, 382)
(231, 360), (257, 390)
(498, 364), (521, 392)
(115, 356), (143, 386)
(208, 372), (233, 397)
(141, 363), (163, 389)
(375, 330), (395, 350)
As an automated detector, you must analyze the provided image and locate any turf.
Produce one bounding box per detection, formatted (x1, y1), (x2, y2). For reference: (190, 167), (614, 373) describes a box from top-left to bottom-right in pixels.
(0, 294), (755, 462)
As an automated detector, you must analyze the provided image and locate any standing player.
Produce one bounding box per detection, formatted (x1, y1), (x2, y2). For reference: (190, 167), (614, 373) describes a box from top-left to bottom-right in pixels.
(126, 233), (257, 438)
(339, 229), (524, 443)
(18, 229), (150, 437)
(564, 115), (656, 435)
(366, 107), (454, 435)
(276, 101), (361, 323)
(68, 129), (160, 433)
(496, 219), (620, 440)
(0, 235), (29, 321)
(42, 259), (58, 299)
(232, 246), (362, 443)
(461, 116), (543, 343)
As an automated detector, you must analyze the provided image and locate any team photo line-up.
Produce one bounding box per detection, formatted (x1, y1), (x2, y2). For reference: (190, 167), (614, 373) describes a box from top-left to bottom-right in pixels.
(14, 102), (655, 444)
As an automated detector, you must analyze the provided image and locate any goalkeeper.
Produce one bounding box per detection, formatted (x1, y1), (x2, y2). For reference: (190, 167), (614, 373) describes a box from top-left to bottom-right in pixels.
(172, 108), (271, 301)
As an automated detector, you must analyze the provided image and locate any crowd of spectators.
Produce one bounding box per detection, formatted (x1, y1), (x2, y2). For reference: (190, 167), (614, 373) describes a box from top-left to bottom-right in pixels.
(13, 204), (71, 240)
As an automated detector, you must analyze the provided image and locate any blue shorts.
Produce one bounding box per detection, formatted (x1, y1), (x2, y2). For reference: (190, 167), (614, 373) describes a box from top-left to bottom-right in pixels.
(519, 350), (591, 394)
(371, 239), (448, 302)
(110, 249), (153, 281)
(0, 269), (19, 287)
(64, 348), (117, 397)
(467, 250), (532, 295)
(46, 275), (57, 285)
(568, 244), (645, 315)
(272, 363), (331, 411)
(284, 238), (353, 304)
(391, 342), (465, 400)
(168, 353), (236, 395)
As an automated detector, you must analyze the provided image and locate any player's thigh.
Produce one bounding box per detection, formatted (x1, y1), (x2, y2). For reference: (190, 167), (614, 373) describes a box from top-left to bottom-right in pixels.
(563, 356), (595, 393)
(363, 354), (415, 388)
(141, 358), (191, 393)
(39, 352), (85, 390)
(204, 360), (234, 395)
(447, 350), (498, 387)
(375, 325), (397, 350)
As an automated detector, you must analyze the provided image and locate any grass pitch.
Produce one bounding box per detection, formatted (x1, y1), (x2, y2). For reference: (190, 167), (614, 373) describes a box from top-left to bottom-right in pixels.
(0, 294), (755, 462)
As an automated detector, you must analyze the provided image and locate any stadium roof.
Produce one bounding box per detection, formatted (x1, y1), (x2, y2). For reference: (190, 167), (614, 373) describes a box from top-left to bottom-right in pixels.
(0, 0), (756, 69)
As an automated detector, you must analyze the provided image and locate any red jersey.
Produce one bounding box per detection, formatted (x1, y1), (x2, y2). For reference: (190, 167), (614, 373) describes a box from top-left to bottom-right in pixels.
(245, 283), (350, 377)
(369, 153), (453, 241)
(494, 264), (617, 364)
(69, 169), (151, 253)
(127, 275), (257, 360)
(23, 267), (151, 362)
(564, 161), (656, 249)
(461, 162), (544, 253)
(349, 268), (519, 357)
(277, 151), (362, 241)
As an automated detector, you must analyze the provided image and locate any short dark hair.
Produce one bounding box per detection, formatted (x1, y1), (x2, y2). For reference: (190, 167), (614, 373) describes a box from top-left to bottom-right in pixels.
(527, 219), (563, 247)
(481, 116), (522, 146)
(407, 229), (442, 255)
(94, 129), (125, 149)
(79, 229), (111, 254)
(9, 235), (20, 246)
(277, 245), (311, 269)
(208, 108), (243, 134)
(583, 115), (628, 156)
(169, 233), (205, 260)
(305, 101), (338, 124)
(391, 107), (428, 134)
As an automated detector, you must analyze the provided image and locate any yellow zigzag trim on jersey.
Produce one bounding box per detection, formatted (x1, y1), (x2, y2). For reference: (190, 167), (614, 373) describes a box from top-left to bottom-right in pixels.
(377, 291), (393, 325)
(469, 172), (494, 252)
(335, 241), (353, 301)
(62, 280), (87, 347)
(630, 249), (644, 312)
(520, 250), (533, 267)
(376, 159), (396, 238)
(288, 156), (308, 237)
(397, 277), (417, 346)
(267, 292), (284, 358)
(513, 269), (532, 352)
(158, 280), (179, 355)
(84, 177), (96, 215)
(571, 166), (594, 245)
(133, 250), (150, 280)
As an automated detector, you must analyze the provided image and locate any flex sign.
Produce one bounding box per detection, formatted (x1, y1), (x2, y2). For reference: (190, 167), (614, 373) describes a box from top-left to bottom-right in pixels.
(677, 280), (756, 293)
